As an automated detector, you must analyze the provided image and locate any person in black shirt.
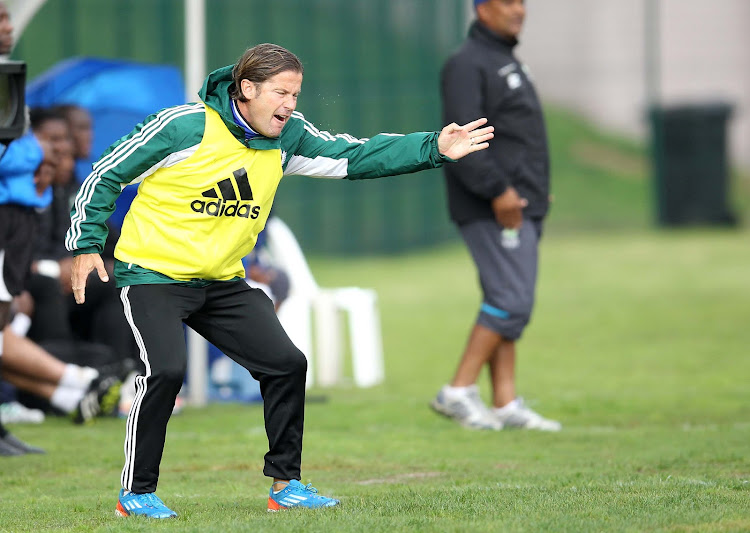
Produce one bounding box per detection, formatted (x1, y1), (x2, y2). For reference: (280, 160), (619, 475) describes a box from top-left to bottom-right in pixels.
(431, 0), (561, 431)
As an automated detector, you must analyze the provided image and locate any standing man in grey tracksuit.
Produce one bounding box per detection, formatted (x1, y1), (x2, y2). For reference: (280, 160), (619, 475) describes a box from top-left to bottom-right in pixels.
(431, 0), (561, 431)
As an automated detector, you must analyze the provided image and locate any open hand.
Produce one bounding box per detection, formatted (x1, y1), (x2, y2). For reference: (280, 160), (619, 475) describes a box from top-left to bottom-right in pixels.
(437, 118), (494, 160)
(71, 253), (109, 304)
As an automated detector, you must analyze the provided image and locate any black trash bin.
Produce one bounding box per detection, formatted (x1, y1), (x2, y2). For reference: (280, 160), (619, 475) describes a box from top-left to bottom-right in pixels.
(650, 102), (737, 226)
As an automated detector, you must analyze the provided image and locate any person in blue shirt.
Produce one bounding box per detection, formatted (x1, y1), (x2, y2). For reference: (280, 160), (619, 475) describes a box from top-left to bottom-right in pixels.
(0, 0), (55, 456)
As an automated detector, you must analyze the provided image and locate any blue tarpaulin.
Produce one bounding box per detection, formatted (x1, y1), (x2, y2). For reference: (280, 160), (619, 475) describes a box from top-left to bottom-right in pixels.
(26, 57), (186, 227)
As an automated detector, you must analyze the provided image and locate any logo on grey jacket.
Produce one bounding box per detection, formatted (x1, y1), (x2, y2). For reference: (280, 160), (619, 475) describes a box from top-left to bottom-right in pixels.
(498, 63), (523, 90)
(507, 73), (522, 90)
(190, 168), (261, 219)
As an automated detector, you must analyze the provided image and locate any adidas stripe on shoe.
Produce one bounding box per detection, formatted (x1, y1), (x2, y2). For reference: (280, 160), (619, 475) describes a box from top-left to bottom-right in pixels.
(267, 480), (339, 511)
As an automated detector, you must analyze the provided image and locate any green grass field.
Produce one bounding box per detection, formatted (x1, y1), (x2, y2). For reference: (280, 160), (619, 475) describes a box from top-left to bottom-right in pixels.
(2, 227), (749, 532)
(3, 105), (749, 531)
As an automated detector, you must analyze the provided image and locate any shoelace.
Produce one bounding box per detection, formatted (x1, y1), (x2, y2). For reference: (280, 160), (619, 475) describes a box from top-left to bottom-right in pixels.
(138, 493), (168, 509)
(277, 481), (320, 495)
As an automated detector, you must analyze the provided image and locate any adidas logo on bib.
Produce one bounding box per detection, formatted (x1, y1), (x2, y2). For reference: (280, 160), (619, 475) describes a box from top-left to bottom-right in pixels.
(190, 168), (261, 219)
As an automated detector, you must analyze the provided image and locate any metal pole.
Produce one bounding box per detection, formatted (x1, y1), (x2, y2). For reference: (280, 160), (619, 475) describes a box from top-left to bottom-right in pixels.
(464, 0), (474, 31)
(186, 327), (208, 407)
(645, 0), (664, 225)
(184, 1), (207, 404)
(7, 0), (48, 42)
(644, 0), (661, 107)
(184, 0), (206, 103)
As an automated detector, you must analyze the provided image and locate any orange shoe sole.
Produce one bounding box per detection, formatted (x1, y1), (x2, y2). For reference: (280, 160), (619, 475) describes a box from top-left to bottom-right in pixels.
(115, 501), (129, 517)
(267, 497), (287, 512)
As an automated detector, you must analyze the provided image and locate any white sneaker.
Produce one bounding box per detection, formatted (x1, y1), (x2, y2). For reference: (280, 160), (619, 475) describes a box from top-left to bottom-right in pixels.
(0, 402), (45, 424)
(494, 398), (561, 431)
(430, 385), (503, 430)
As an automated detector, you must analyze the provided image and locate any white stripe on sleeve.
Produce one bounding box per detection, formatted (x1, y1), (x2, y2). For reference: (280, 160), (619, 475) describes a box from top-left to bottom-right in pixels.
(283, 154), (348, 178)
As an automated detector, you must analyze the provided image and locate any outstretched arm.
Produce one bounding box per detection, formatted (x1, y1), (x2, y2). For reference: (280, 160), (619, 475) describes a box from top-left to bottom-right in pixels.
(283, 112), (493, 180)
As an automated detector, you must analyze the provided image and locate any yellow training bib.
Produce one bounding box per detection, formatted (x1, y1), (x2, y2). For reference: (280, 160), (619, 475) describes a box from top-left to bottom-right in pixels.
(115, 107), (283, 281)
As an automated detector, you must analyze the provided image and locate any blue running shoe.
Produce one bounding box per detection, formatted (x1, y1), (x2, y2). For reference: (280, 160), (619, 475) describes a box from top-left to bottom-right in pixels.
(267, 480), (340, 511)
(115, 489), (177, 518)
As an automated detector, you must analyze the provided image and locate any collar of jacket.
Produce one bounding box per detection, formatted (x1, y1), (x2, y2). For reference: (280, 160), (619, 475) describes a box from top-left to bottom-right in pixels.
(469, 20), (518, 51)
(198, 64), (282, 150)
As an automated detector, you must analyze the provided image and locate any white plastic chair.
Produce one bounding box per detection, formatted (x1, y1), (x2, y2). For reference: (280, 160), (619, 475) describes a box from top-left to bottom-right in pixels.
(265, 217), (385, 388)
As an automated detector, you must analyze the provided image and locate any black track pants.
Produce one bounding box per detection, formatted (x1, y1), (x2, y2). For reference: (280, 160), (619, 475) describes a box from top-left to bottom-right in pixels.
(119, 281), (307, 493)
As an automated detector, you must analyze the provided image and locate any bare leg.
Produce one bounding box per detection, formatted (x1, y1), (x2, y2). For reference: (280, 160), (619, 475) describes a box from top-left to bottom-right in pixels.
(431, 323), (503, 430)
(0, 301), (10, 356)
(489, 338), (562, 431)
(0, 301), (10, 331)
(450, 324), (502, 387)
(1, 326), (66, 384)
(1, 369), (56, 400)
(489, 338), (516, 407)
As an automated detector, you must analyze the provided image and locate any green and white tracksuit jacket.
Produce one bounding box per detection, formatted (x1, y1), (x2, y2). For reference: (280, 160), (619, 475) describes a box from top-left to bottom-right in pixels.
(66, 65), (451, 287)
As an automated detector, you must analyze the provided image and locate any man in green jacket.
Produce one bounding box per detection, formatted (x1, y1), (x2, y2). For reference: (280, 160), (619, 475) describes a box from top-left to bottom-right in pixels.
(67, 43), (493, 518)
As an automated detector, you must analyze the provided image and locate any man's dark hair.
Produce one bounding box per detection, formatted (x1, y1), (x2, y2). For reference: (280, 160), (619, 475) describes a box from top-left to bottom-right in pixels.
(53, 103), (86, 121)
(29, 107), (68, 132)
(230, 43), (303, 102)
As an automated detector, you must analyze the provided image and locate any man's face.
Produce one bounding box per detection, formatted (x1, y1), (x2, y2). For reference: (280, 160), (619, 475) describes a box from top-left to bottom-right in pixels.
(35, 118), (71, 157)
(67, 108), (93, 159)
(54, 137), (75, 185)
(477, 0), (525, 40)
(237, 70), (303, 139)
(0, 3), (14, 55)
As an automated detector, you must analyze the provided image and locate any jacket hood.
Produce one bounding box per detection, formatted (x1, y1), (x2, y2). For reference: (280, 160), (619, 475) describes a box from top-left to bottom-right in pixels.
(197, 65), (282, 149)
(198, 65), (235, 123)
